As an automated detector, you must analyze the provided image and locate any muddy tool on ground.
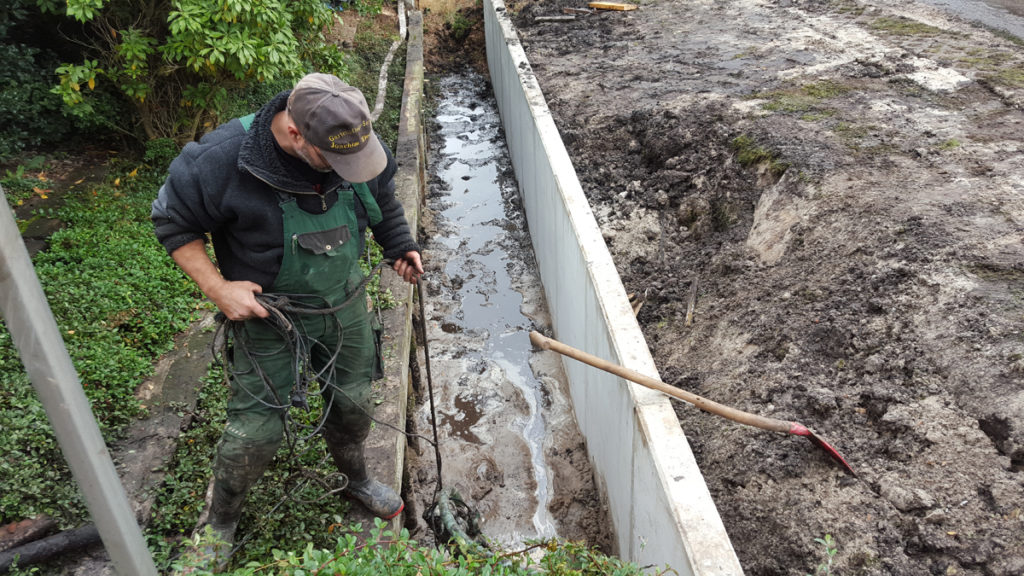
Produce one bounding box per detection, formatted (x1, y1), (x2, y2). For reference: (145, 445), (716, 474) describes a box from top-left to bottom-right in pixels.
(529, 331), (856, 475)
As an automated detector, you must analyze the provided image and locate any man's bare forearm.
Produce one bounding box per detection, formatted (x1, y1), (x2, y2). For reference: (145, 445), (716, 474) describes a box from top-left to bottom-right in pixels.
(170, 239), (268, 320)
(171, 239), (225, 296)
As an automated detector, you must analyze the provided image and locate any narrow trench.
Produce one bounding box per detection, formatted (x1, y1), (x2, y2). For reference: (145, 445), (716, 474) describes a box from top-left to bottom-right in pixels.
(406, 70), (609, 548)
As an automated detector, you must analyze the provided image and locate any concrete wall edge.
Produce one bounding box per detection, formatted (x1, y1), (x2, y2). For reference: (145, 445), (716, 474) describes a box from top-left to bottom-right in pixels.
(482, 1), (744, 574)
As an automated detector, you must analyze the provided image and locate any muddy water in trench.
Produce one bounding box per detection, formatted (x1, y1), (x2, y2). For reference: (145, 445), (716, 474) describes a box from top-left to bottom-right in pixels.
(407, 72), (604, 548)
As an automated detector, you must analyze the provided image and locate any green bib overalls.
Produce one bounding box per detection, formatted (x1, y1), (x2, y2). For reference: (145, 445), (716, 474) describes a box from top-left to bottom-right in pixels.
(200, 115), (403, 561)
(220, 182), (382, 448)
(210, 175), (385, 515)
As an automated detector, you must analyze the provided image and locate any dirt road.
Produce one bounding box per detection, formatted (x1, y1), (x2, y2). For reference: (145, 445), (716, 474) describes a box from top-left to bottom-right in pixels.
(509, 0), (1024, 573)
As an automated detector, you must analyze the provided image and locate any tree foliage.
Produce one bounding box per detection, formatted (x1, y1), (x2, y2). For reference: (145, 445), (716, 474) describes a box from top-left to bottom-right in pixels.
(39, 0), (348, 143)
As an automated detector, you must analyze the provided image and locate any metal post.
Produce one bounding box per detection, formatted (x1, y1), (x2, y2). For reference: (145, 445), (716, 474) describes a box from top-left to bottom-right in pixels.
(0, 186), (158, 575)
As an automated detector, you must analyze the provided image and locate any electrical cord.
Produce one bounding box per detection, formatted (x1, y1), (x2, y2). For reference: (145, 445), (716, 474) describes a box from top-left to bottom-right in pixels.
(204, 257), (481, 557)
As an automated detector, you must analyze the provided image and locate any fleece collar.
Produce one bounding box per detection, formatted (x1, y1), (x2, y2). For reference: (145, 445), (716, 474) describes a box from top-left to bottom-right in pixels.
(237, 90), (345, 195)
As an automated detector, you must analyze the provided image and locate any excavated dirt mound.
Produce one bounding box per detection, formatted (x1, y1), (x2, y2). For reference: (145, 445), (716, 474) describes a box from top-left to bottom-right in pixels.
(509, 0), (1024, 573)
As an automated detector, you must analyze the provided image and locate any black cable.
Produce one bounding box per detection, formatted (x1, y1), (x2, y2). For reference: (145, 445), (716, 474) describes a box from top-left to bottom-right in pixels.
(203, 260), (471, 557)
(417, 278), (444, 500)
(209, 261), (439, 476)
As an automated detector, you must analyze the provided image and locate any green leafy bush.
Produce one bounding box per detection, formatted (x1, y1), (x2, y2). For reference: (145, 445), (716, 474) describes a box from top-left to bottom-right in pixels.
(171, 518), (658, 575)
(39, 0), (350, 143)
(354, 0), (385, 17)
(0, 0), (128, 160)
(0, 44), (71, 161)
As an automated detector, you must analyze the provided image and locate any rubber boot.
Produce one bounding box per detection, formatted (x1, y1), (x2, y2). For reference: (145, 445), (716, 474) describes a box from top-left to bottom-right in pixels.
(326, 440), (404, 519)
(191, 442), (276, 573)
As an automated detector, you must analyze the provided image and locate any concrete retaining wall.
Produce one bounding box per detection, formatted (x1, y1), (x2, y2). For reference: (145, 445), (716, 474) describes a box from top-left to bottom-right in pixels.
(483, 2), (744, 574)
(360, 6), (425, 535)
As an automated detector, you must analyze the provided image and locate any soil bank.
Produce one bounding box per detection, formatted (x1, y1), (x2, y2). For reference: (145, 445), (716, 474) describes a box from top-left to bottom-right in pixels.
(510, 0), (1024, 574)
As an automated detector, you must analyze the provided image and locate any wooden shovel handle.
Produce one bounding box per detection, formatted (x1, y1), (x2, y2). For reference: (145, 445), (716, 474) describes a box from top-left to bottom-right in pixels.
(530, 331), (792, 434)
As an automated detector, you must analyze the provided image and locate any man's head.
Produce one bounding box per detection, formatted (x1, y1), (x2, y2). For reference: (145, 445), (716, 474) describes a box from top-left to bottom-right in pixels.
(287, 73), (387, 183)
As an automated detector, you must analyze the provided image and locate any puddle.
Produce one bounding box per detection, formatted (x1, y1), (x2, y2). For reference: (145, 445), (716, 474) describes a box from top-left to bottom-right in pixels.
(407, 71), (608, 548)
(918, 0), (1024, 38)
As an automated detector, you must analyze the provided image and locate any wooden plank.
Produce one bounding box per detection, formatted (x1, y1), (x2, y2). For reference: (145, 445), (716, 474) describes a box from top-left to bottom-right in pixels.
(588, 1), (638, 10)
(0, 516), (56, 553)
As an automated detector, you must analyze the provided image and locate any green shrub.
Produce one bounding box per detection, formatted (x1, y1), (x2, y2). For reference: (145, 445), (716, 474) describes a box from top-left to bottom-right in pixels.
(143, 138), (182, 171)
(39, 0), (349, 143)
(171, 518), (658, 575)
(354, 0), (386, 17)
(0, 44), (71, 161)
(448, 12), (474, 43)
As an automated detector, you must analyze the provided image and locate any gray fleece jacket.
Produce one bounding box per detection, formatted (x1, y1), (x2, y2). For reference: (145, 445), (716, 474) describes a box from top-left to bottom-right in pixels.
(151, 90), (419, 290)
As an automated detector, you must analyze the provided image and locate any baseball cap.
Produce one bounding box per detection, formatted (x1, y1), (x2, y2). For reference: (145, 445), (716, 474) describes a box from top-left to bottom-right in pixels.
(287, 73), (387, 183)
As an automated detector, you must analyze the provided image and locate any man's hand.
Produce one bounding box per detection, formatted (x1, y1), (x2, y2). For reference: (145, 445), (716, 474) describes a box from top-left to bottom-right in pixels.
(207, 280), (270, 321)
(393, 251), (424, 284)
(170, 239), (269, 321)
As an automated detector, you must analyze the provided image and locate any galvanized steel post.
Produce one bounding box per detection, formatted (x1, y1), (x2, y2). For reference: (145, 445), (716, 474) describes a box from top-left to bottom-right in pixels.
(0, 186), (157, 575)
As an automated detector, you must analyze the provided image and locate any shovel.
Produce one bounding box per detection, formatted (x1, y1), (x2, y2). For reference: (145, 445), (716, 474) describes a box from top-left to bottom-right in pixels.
(529, 331), (855, 476)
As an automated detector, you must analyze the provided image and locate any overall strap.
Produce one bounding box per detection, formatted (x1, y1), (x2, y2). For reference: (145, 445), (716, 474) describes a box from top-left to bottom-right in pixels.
(238, 113), (256, 132)
(352, 182), (383, 226)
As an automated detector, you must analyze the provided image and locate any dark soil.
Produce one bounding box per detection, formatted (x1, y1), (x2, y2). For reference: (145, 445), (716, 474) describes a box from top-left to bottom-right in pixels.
(508, 0), (1024, 573)
(422, 1), (489, 74)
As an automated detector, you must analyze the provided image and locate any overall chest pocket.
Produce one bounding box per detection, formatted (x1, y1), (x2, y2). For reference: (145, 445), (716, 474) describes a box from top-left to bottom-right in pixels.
(293, 225), (351, 256)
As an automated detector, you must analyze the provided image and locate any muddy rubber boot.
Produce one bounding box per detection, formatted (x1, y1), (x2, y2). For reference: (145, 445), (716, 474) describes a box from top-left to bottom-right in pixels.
(190, 443), (276, 573)
(186, 489), (241, 574)
(327, 441), (404, 519)
(346, 477), (405, 520)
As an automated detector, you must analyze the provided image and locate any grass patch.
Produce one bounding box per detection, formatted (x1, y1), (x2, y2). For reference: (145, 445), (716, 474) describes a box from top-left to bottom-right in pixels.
(761, 93), (816, 114)
(731, 134), (790, 177)
(870, 16), (948, 37)
(957, 49), (1016, 72)
(938, 138), (961, 150)
(990, 67), (1024, 88)
(832, 0), (865, 16)
(801, 80), (850, 99)
(755, 80), (848, 119)
(833, 121), (872, 140)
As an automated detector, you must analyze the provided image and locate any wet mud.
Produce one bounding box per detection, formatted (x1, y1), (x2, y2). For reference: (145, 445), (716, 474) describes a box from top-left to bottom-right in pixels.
(405, 72), (610, 551)
(511, 0), (1024, 573)
(917, 0), (1024, 39)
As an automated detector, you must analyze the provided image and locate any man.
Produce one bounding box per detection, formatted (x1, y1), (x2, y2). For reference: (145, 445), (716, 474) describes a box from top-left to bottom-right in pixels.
(151, 73), (423, 559)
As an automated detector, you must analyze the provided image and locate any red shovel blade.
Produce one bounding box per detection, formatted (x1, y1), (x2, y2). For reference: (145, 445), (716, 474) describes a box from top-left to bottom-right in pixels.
(789, 422), (856, 476)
